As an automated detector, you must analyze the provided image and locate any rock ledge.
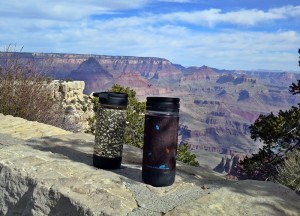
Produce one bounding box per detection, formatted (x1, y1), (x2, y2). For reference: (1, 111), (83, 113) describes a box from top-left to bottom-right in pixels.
(0, 114), (300, 216)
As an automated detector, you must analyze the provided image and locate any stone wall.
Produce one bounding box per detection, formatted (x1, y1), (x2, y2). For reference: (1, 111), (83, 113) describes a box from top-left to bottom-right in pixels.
(48, 80), (95, 132)
(1, 115), (300, 215)
(49, 80), (86, 102)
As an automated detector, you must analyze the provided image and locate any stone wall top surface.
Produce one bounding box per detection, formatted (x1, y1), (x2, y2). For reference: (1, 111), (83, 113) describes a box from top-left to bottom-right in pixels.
(0, 114), (300, 216)
(0, 114), (72, 140)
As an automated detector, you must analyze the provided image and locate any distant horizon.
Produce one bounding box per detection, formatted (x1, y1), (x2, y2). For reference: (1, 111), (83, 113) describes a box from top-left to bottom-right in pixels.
(2, 50), (300, 73)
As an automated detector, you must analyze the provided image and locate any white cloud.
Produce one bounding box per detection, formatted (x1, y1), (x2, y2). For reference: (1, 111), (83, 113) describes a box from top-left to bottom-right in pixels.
(269, 5), (300, 17)
(4, 15), (297, 70)
(0, 0), (149, 20)
(1, 1), (299, 26)
(0, 2), (299, 71)
(159, 5), (300, 26)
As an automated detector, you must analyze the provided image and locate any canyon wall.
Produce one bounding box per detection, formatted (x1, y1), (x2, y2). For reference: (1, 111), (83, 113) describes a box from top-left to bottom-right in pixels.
(11, 52), (182, 80)
(1, 51), (299, 155)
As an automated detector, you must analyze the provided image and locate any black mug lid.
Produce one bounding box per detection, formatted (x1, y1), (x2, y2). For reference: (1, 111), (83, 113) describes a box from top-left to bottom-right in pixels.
(93, 92), (128, 107)
(146, 97), (180, 112)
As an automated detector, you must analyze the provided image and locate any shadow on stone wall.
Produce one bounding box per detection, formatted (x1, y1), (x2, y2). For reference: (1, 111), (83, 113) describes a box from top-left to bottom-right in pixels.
(26, 134), (144, 184)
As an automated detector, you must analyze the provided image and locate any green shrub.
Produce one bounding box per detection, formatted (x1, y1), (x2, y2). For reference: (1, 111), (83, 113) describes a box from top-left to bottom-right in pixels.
(109, 84), (146, 148)
(177, 143), (200, 167)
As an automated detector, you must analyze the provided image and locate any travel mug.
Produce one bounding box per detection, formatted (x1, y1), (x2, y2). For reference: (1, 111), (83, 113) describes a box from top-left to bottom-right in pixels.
(142, 97), (180, 187)
(93, 92), (128, 169)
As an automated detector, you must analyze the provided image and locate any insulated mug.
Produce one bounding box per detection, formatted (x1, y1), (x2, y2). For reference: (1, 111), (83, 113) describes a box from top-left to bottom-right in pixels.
(93, 92), (128, 169)
(142, 97), (180, 186)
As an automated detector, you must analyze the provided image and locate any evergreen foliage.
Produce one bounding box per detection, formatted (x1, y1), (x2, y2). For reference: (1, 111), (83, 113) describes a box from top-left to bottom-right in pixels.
(109, 84), (146, 148)
(239, 80), (300, 181)
(177, 143), (200, 167)
(290, 80), (300, 95)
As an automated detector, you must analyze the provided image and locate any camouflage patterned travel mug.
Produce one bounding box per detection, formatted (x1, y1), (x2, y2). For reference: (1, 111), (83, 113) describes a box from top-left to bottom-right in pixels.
(93, 92), (128, 169)
(142, 97), (180, 187)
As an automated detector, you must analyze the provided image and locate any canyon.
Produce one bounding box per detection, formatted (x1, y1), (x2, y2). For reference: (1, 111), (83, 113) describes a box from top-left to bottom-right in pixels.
(1, 52), (299, 156)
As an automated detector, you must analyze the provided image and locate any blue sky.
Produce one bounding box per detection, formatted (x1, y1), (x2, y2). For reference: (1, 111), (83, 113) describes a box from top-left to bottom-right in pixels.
(0, 0), (299, 71)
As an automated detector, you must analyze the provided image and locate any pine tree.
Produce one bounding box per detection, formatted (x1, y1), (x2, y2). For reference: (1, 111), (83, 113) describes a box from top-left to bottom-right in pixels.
(239, 81), (300, 180)
(177, 143), (200, 166)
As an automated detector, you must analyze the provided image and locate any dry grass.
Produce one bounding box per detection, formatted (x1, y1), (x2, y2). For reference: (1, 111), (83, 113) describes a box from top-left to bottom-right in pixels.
(0, 45), (63, 127)
(275, 149), (300, 193)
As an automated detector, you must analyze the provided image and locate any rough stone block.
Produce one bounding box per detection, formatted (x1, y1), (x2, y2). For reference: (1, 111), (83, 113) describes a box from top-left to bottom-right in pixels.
(0, 114), (72, 140)
(0, 144), (137, 216)
(1, 115), (300, 215)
